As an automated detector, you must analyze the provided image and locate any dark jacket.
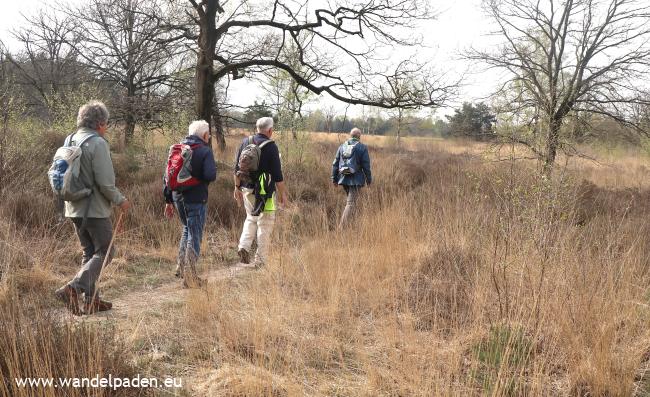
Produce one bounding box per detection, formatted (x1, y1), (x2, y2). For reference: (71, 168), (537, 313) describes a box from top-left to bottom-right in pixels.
(234, 134), (283, 195)
(331, 138), (372, 186)
(164, 135), (217, 204)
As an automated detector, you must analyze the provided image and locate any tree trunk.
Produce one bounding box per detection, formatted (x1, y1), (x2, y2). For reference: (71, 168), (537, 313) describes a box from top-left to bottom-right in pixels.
(543, 118), (561, 174)
(195, 1), (226, 151)
(0, 107), (8, 194)
(123, 114), (136, 149)
(123, 98), (135, 148)
(211, 108), (226, 151)
(122, 86), (136, 150)
(196, 45), (214, 133)
(396, 109), (402, 149)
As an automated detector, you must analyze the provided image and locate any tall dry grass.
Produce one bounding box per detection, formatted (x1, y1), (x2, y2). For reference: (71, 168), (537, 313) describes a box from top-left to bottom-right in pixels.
(2, 126), (650, 396)
(0, 294), (144, 397)
(183, 139), (650, 396)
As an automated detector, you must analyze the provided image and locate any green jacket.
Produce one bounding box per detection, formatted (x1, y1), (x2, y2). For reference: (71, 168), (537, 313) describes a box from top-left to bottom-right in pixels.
(64, 128), (126, 219)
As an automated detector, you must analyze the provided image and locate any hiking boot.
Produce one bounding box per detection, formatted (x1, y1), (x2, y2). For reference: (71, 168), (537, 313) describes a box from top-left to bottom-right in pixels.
(174, 263), (184, 278)
(238, 248), (250, 264)
(54, 285), (81, 316)
(182, 274), (206, 289)
(83, 298), (113, 315)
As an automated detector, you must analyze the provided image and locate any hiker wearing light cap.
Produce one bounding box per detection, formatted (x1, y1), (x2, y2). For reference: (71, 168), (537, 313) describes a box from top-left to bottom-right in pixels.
(233, 117), (288, 268)
(54, 100), (130, 315)
(331, 127), (372, 229)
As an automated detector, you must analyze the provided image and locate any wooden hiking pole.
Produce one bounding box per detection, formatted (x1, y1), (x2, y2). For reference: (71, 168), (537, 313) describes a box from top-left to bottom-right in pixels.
(89, 211), (125, 305)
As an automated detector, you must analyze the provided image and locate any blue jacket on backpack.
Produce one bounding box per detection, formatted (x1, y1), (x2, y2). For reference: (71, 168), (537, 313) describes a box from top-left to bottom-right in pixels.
(331, 138), (372, 186)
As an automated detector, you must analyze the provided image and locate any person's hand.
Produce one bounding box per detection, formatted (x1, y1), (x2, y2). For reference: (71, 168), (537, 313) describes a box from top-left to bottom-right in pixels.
(164, 203), (175, 219)
(233, 188), (243, 207)
(278, 191), (289, 208)
(119, 199), (130, 213)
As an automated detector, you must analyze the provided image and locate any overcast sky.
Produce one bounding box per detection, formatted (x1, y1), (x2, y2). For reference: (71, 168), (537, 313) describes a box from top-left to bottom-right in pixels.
(0, 0), (498, 118)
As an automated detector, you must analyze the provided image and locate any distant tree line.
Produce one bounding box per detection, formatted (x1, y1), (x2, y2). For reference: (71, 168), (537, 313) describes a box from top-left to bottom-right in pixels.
(225, 100), (498, 140)
(227, 98), (648, 149)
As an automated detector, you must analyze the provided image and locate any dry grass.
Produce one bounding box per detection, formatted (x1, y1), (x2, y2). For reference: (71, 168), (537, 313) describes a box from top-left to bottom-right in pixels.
(0, 294), (144, 397)
(185, 135), (650, 395)
(2, 126), (650, 396)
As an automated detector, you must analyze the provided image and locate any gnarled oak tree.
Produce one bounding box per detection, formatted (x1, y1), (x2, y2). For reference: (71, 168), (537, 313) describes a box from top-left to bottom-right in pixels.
(172, 0), (456, 149)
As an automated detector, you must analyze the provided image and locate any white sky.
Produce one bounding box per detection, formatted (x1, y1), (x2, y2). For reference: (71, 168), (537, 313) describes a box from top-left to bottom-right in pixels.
(0, 0), (498, 118)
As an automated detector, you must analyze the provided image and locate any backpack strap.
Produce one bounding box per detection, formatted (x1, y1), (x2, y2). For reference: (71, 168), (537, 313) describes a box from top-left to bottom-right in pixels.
(76, 134), (98, 148)
(65, 133), (98, 148)
(64, 133), (75, 147)
(249, 135), (274, 149)
(258, 139), (274, 149)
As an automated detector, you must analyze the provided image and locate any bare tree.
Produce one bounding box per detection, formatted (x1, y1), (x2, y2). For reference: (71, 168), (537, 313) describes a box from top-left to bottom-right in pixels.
(169, 0), (456, 150)
(0, 43), (23, 194)
(64, 0), (187, 145)
(324, 105), (336, 134)
(0, 44), (11, 193)
(7, 11), (88, 120)
(383, 60), (439, 147)
(470, 0), (650, 172)
(261, 39), (316, 140)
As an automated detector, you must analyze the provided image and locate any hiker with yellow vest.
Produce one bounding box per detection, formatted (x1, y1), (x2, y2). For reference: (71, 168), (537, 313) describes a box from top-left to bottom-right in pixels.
(233, 117), (288, 268)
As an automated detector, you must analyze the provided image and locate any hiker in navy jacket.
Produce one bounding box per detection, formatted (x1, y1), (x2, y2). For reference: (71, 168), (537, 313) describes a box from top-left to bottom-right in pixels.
(331, 127), (372, 229)
(163, 120), (216, 287)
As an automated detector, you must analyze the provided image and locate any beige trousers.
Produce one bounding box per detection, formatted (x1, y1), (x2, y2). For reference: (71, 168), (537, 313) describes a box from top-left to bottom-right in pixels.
(238, 188), (276, 265)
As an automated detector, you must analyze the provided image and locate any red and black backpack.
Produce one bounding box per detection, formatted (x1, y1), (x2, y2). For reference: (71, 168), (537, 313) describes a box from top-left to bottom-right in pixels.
(164, 142), (202, 191)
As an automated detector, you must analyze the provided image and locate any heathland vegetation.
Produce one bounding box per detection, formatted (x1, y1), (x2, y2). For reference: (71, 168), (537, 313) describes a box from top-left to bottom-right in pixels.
(2, 117), (650, 395)
(3, 0), (650, 395)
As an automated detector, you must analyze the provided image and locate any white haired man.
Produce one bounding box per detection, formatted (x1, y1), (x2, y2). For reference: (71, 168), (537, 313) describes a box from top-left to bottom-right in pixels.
(331, 127), (372, 228)
(164, 120), (217, 288)
(233, 117), (288, 267)
(55, 100), (130, 315)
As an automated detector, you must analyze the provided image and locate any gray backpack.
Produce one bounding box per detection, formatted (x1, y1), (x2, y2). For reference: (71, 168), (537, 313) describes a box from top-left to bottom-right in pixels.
(339, 140), (359, 175)
(47, 134), (97, 201)
(236, 136), (274, 184)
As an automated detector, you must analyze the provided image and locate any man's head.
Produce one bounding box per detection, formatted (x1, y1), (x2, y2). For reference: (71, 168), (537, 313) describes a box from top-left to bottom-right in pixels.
(77, 101), (109, 135)
(256, 117), (274, 137)
(350, 127), (361, 140)
(188, 120), (211, 143)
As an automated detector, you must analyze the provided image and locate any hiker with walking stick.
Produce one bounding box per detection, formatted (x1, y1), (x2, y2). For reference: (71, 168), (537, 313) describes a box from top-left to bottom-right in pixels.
(53, 101), (130, 315)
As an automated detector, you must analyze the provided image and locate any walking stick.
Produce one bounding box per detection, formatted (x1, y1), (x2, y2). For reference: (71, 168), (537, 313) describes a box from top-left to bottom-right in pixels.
(88, 211), (125, 309)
